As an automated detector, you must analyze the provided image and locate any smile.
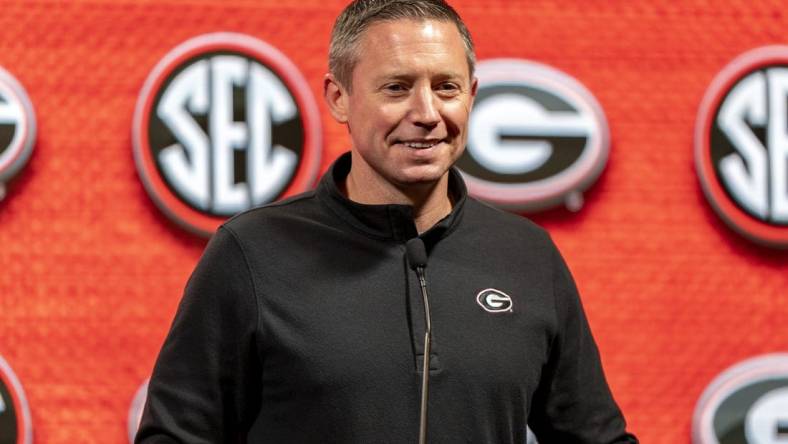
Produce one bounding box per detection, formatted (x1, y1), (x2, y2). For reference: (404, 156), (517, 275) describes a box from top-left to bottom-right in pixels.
(397, 139), (445, 149)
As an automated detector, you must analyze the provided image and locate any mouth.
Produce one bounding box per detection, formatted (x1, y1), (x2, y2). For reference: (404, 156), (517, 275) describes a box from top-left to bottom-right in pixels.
(394, 138), (446, 149)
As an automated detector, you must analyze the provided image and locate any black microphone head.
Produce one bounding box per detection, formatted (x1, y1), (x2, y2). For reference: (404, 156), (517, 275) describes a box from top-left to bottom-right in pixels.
(406, 238), (428, 270)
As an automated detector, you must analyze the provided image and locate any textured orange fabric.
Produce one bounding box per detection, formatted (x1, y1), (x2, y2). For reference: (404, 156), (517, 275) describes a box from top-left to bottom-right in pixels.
(0, 1), (787, 442)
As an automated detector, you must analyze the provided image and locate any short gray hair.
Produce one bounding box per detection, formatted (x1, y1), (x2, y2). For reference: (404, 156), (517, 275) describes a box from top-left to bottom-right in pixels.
(329, 0), (476, 90)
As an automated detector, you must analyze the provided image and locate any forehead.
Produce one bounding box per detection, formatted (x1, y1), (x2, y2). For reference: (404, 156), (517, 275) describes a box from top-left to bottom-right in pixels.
(353, 19), (470, 79)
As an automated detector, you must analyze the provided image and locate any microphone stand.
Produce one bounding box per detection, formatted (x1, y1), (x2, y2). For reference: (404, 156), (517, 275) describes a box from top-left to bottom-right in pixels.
(406, 238), (431, 444)
(415, 264), (431, 444)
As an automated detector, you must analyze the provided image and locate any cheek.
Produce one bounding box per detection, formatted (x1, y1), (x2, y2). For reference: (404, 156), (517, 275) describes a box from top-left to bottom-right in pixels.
(443, 111), (466, 135)
(368, 109), (406, 139)
(443, 101), (472, 128)
(350, 102), (398, 132)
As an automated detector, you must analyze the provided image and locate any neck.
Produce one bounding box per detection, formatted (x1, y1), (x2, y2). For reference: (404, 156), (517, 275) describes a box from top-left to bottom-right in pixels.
(344, 159), (453, 234)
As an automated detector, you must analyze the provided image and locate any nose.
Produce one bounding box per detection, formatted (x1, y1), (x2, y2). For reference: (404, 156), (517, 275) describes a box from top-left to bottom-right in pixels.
(409, 86), (441, 128)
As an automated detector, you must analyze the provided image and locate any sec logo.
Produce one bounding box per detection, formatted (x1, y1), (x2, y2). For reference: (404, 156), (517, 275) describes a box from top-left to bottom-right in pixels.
(457, 59), (609, 212)
(696, 46), (788, 248)
(0, 354), (32, 444)
(133, 32), (321, 236)
(0, 66), (36, 202)
(693, 354), (788, 444)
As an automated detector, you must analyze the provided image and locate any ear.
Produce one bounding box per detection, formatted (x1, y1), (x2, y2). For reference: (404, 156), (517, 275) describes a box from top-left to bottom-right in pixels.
(468, 76), (478, 109)
(324, 73), (349, 124)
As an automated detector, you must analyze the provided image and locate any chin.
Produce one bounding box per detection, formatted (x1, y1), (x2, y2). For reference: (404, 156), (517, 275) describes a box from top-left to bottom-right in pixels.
(392, 165), (449, 187)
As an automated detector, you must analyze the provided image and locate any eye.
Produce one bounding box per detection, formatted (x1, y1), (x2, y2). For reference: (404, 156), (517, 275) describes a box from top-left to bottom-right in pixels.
(436, 82), (461, 96)
(382, 83), (408, 94)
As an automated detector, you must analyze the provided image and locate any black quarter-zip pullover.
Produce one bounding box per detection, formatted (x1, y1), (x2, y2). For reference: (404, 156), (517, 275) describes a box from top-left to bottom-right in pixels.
(136, 152), (638, 444)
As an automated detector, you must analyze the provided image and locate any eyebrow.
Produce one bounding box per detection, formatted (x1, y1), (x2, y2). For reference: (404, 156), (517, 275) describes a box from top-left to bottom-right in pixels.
(374, 72), (467, 83)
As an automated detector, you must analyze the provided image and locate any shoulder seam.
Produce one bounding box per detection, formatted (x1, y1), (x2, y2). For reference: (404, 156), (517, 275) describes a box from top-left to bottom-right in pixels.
(224, 191), (318, 224)
(262, 191), (316, 208)
(466, 198), (548, 234)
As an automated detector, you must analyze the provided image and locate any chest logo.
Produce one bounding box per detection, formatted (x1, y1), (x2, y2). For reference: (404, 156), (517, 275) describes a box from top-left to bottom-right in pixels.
(476, 288), (513, 313)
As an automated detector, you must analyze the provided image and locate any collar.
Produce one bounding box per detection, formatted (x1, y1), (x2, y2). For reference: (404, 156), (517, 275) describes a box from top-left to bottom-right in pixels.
(316, 152), (467, 245)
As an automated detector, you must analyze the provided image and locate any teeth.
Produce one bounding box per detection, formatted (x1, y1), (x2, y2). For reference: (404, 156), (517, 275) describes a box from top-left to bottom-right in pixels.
(403, 141), (439, 148)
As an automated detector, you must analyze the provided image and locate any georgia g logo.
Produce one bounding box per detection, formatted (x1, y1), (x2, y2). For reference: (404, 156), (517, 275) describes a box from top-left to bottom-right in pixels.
(457, 59), (609, 212)
(0, 66), (36, 202)
(693, 354), (788, 444)
(476, 288), (514, 313)
(696, 46), (788, 248)
(133, 33), (321, 236)
(0, 354), (33, 444)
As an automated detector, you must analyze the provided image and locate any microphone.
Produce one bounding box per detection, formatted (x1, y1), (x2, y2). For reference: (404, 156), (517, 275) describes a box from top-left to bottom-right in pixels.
(406, 238), (431, 444)
(406, 238), (428, 270)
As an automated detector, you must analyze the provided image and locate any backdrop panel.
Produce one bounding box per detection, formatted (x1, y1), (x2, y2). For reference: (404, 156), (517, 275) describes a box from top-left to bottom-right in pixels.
(0, 1), (786, 443)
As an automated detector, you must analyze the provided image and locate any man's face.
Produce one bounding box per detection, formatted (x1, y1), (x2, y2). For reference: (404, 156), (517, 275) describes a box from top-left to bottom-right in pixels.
(330, 19), (477, 189)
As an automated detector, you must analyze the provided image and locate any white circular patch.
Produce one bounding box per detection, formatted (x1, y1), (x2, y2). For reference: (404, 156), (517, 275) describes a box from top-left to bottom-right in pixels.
(133, 32), (321, 236)
(695, 45), (788, 248)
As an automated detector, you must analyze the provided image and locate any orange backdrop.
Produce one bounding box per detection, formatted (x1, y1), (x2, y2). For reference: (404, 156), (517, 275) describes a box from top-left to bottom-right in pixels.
(0, 1), (787, 442)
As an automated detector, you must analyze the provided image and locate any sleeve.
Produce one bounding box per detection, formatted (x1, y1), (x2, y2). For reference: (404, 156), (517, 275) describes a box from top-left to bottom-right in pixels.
(135, 226), (262, 444)
(527, 242), (638, 444)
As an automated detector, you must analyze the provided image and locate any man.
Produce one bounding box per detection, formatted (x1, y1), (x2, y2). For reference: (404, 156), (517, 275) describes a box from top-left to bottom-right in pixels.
(136, 1), (639, 442)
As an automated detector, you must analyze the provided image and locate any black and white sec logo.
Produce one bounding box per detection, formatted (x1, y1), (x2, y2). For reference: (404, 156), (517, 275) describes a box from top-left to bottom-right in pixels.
(693, 354), (788, 444)
(0, 354), (32, 444)
(696, 46), (788, 248)
(0, 66), (36, 201)
(457, 59), (609, 212)
(133, 32), (322, 236)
